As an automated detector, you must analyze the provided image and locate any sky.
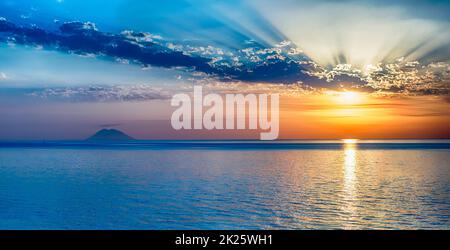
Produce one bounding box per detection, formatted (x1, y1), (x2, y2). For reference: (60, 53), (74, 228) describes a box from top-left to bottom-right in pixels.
(0, 0), (449, 140)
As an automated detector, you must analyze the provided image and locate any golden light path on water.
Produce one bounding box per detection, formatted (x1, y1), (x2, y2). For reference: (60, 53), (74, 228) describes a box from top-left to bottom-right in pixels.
(342, 139), (358, 229)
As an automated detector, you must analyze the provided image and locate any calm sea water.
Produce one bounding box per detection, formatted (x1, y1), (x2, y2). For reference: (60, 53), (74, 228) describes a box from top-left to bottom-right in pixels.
(0, 141), (449, 229)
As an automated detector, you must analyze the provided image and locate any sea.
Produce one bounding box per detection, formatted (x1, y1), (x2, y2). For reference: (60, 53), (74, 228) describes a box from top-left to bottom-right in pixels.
(0, 140), (449, 229)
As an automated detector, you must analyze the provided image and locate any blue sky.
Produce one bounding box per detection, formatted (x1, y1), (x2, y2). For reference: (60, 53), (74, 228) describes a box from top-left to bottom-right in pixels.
(0, 0), (449, 139)
(1, 0), (449, 87)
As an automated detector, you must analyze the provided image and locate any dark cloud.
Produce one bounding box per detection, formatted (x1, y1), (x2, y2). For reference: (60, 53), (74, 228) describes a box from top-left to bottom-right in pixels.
(99, 123), (123, 128)
(0, 19), (213, 72)
(1, 18), (448, 95)
(0, 18), (323, 84)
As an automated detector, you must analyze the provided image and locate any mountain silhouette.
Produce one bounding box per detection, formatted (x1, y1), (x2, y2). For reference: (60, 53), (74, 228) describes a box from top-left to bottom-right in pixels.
(87, 129), (135, 141)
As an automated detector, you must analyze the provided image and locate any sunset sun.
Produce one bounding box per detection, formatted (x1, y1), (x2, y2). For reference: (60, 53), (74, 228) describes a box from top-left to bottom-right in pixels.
(338, 91), (362, 105)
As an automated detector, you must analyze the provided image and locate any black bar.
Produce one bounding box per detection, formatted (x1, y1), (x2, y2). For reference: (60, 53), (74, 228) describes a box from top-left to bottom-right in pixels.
(0, 230), (447, 248)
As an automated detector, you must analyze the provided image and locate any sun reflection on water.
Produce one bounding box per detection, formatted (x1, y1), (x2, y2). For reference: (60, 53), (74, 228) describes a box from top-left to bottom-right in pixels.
(341, 140), (358, 228)
(344, 145), (356, 191)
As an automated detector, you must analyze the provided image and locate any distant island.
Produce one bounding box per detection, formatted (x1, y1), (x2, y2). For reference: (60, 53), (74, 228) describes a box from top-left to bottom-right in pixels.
(87, 129), (135, 141)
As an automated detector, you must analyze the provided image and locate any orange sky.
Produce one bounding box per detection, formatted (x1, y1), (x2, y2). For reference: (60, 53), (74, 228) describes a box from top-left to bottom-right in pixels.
(119, 92), (450, 140)
(277, 93), (450, 139)
(1, 90), (448, 140)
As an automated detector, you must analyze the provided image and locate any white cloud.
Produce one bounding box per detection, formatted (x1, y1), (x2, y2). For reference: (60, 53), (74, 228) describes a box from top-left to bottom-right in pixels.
(28, 85), (172, 102)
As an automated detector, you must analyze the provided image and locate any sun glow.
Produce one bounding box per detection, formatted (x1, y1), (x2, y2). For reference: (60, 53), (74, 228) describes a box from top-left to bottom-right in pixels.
(323, 90), (364, 106)
(255, 1), (448, 68)
(342, 139), (358, 144)
(338, 91), (362, 105)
